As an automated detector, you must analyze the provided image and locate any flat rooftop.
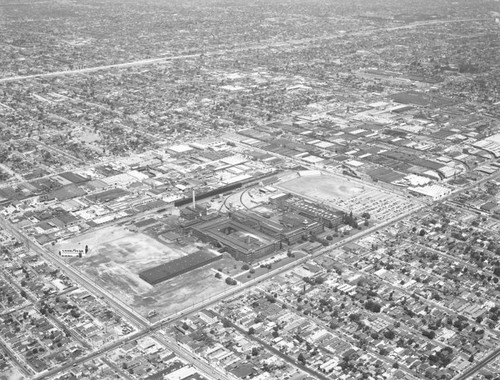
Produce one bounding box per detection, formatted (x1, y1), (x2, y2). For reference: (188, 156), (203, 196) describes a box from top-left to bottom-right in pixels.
(139, 250), (222, 285)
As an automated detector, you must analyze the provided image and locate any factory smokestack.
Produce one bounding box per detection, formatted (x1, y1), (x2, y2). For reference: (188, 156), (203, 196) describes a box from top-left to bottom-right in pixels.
(192, 190), (196, 209)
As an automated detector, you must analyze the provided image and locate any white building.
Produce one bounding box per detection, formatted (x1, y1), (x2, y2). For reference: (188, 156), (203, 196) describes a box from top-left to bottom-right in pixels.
(59, 248), (85, 258)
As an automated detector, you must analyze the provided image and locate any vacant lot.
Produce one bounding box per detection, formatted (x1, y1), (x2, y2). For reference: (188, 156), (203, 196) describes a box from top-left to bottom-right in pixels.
(54, 226), (238, 317)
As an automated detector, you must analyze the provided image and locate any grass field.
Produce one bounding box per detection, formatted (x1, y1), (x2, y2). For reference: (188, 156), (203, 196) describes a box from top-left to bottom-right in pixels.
(54, 226), (239, 317)
(277, 174), (366, 203)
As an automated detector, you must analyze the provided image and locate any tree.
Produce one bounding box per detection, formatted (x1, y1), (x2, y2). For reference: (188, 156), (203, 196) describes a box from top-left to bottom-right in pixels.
(297, 353), (306, 365)
(384, 330), (396, 340)
(266, 294), (277, 303)
(315, 276), (325, 285)
(379, 348), (389, 356)
(365, 300), (382, 313)
(70, 309), (80, 319)
(494, 267), (500, 277)
(248, 327), (255, 335)
(349, 313), (361, 323)
(422, 329), (436, 339)
(329, 320), (340, 330)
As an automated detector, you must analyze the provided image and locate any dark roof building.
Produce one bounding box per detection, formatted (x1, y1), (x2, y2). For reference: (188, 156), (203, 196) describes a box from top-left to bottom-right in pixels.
(139, 250), (222, 285)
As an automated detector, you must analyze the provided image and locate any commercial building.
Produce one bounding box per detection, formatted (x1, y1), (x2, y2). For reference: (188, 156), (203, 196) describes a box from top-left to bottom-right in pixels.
(58, 248), (85, 258)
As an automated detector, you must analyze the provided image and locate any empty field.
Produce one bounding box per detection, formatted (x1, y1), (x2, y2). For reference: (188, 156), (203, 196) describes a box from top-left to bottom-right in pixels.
(53, 226), (237, 317)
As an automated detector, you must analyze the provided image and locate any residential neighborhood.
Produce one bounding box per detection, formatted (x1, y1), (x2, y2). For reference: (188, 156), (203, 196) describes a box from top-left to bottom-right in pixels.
(1, 0), (500, 379)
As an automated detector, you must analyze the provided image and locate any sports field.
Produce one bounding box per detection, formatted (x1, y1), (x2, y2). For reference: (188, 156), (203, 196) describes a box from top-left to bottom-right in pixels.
(53, 226), (235, 317)
(277, 174), (366, 203)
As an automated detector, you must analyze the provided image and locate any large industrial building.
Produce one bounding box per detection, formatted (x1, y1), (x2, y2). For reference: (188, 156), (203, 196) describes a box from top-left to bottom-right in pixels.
(188, 216), (281, 263)
(231, 209), (324, 245)
(138, 250), (222, 285)
(186, 201), (329, 262)
(281, 197), (344, 228)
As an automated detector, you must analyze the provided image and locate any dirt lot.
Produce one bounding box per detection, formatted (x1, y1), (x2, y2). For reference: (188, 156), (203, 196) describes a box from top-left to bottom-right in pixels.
(0, 368), (24, 380)
(53, 226), (241, 317)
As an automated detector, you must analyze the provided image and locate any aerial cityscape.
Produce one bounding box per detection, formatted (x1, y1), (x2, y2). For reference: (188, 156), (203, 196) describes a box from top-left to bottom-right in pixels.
(1, 0), (500, 379)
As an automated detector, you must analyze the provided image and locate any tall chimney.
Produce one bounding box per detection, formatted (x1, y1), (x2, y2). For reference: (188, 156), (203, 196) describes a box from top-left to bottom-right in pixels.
(192, 190), (196, 209)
